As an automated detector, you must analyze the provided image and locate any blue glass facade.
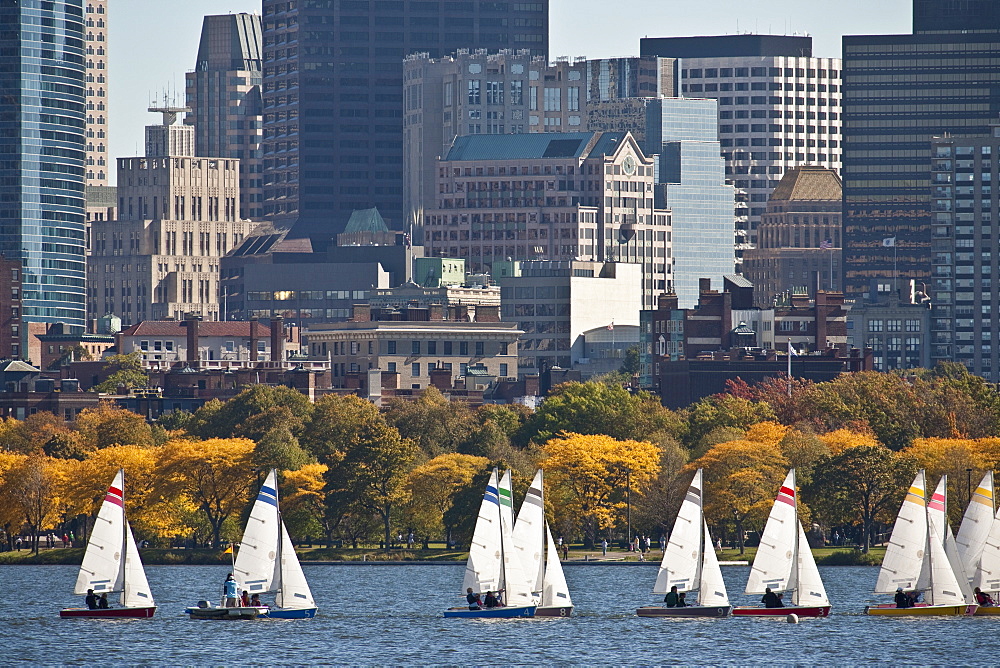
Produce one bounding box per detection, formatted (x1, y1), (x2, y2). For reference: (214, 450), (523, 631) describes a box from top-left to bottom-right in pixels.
(645, 98), (734, 307)
(0, 0), (87, 334)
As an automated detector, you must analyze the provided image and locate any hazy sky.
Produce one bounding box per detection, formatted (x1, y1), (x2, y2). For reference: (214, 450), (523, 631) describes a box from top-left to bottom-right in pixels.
(109, 0), (912, 171)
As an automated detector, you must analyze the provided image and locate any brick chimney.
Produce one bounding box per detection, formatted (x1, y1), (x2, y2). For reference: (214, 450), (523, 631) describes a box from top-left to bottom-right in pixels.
(270, 315), (285, 362)
(475, 305), (501, 322)
(814, 291), (828, 351)
(249, 316), (259, 362)
(185, 313), (200, 365)
(352, 304), (371, 322)
(428, 303), (446, 321)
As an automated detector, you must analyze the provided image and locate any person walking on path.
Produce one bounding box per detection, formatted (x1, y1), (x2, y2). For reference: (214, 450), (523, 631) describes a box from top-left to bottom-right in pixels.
(601, 539), (608, 556)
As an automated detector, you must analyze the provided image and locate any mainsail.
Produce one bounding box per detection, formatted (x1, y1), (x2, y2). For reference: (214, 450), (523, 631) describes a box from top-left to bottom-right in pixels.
(927, 476), (973, 601)
(462, 469), (503, 594)
(875, 471), (928, 593)
(956, 472), (996, 581)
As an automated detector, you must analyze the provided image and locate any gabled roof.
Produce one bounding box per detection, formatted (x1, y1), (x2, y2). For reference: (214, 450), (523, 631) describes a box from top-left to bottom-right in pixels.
(444, 132), (629, 162)
(119, 321), (272, 338)
(769, 165), (842, 202)
(0, 360), (39, 373)
(344, 208), (389, 234)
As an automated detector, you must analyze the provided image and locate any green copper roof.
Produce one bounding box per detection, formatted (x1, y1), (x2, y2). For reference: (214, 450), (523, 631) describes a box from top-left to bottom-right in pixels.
(344, 208), (389, 234)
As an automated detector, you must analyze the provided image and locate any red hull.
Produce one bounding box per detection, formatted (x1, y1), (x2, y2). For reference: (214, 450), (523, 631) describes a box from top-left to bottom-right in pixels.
(732, 605), (830, 618)
(60, 607), (156, 619)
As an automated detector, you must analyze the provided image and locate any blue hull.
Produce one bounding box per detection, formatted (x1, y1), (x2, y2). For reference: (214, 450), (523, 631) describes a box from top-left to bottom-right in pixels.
(260, 607), (318, 619)
(444, 605), (535, 619)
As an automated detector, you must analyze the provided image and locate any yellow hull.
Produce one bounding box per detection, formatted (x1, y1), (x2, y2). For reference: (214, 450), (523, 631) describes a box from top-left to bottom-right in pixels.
(974, 606), (1000, 616)
(866, 603), (977, 617)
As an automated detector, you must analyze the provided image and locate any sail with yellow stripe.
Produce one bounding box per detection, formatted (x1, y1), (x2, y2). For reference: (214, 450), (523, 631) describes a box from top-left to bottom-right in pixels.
(956, 472), (995, 582)
(874, 471), (928, 594)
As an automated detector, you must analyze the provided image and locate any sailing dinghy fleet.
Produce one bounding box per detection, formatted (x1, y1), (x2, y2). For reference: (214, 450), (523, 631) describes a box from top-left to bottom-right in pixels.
(57, 464), (1000, 620)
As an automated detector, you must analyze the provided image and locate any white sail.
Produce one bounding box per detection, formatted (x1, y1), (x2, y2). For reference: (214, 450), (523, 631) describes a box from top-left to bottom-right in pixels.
(974, 506), (1000, 594)
(234, 470), (282, 595)
(925, 517), (967, 606)
(498, 470), (516, 542)
(746, 470), (798, 594)
(927, 476), (974, 602)
(956, 471), (995, 580)
(496, 469), (535, 606)
(654, 469), (704, 595)
(541, 521), (572, 607)
(276, 520), (316, 609)
(792, 521), (829, 606)
(874, 471), (928, 593)
(698, 519), (730, 606)
(462, 469), (503, 594)
(511, 470), (546, 594)
(122, 521), (154, 608)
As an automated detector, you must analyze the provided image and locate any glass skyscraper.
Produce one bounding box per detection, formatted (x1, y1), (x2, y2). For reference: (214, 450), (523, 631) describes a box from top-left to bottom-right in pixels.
(0, 0), (88, 334)
(842, 1), (1000, 301)
(645, 98), (734, 308)
(261, 0), (548, 248)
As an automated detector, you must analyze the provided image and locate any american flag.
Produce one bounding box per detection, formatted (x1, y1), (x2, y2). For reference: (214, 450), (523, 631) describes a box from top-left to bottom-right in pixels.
(820, 238), (833, 250)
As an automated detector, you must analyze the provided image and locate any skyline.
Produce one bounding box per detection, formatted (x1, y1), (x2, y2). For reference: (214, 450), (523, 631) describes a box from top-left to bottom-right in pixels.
(110, 0), (911, 172)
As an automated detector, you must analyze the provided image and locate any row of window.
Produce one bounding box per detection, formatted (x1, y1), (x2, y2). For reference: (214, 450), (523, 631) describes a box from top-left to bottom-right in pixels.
(684, 67), (839, 79)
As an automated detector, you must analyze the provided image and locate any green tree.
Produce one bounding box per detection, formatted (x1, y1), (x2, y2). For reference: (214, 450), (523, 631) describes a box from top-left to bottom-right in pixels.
(384, 386), (476, 456)
(48, 344), (92, 370)
(682, 394), (776, 449)
(191, 385), (314, 440)
(93, 352), (148, 393)
(807, 445), (917, 552)
(619, 345), (641, 376)
(252, 425), (312, 472)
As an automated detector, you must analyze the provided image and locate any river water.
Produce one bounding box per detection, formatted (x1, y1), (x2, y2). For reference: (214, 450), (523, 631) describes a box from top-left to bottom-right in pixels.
(3, 563), (995, 665)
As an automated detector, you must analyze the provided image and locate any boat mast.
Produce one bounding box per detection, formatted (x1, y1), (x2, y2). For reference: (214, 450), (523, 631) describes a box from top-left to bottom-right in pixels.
(497, 469), (507, 599)
(923, 471), (935, 605)
(693, 472), (704, 597)
(273, 468), (283, 606)
(789, 469), (800, 606)
(119, 468), (129, 606)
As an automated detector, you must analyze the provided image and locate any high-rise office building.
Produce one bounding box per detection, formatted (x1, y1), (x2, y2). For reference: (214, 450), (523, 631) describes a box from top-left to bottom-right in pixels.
(186, 13), (264, 219)
(261, 0), (549, 247)
(88, 110), (256, 325)
(841, 2), (1000, 302)
(421, 131), (672, 309)
(0, 1), (88, 334)
(84, 0), (109, 188)
(646, 97), (734, 307)
(640, 35), (841, 249)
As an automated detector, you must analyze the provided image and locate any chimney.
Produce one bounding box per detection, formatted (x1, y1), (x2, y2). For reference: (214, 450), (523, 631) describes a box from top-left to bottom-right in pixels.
(475, 304), (501, 322)
(270, 315), (285, 362)
(249, 316), (259, 362)
(352, 304), (371, 322)
(699, 278), (712, 294)
(814, 291), (828, 351)
(428, 303), (446, 321)
(185, 313), (200, 365)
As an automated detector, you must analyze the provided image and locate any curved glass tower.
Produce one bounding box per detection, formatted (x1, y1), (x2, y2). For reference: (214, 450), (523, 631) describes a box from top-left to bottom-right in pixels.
(0, 0), (88, 333)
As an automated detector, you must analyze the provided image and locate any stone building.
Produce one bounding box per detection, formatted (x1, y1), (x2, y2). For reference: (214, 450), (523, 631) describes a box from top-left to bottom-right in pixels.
(742, 166), (842, 307)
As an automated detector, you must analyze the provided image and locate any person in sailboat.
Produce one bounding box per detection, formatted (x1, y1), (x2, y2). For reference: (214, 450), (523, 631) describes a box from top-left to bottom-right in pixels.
(974, 587), (995, 607)
(85, 589), (98, 610)
(241, 590), (251, 607)
(484, 591), (500, 608)
(98, 593), (110, 609)
(250, 593), (263, 607)
(677, 593), (688, 607)
(762, 587), (783, 608)
(664, 585), (679, 607)
(223, 573), (239, 607)
(465, 587), (482, 610)
(894, 588), (911, 608)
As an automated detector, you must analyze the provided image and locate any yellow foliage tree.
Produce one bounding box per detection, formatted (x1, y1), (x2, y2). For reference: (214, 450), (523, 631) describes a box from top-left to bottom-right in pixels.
(0, 451), (29, 531)
(817, 428), (880, 455)
(281, 463), (328, 543)
(689, 439), (788, 553)
(0, 454), (70, 552)
(906, 437), (988, 520)
(75, 401), (153, 451)
(541, 433), (660, 546)
(744, 421), (789, 446)
(155, 437), (256, 547)
(404, 453), (489, 542)
(975, 438), (1000, 472)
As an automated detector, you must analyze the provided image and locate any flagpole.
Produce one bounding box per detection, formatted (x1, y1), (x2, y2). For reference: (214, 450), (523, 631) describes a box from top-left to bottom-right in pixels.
(787, 340), (793, 398)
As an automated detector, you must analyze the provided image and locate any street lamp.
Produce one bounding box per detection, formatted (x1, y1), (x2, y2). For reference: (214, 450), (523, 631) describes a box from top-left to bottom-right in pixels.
(967, 468), (974, 508)
(626, 468), (631, 549)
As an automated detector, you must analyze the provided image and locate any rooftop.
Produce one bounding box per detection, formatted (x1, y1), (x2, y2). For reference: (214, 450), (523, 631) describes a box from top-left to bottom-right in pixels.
(343, 207), (389, 234)
(444, 132), (628, 162)
(769, 166), (842, 202)
(120, 321), (273, 338)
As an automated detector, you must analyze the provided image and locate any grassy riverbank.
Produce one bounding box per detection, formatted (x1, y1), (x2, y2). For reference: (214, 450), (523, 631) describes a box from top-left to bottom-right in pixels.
(0, 544), (885, 566)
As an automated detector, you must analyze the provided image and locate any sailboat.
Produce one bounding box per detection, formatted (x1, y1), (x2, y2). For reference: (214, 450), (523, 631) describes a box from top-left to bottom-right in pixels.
(60, 469), (156, 619)
(187, 470), (317, 619)
(866, 470), (977, 616)
(732, 469), (831, 617)
(927, 476), (974, 605)
(636, 468), (731, 618)
(444, 468), (536, 618)
(956, 472), (1000, 615)
(511, 470), (574, 616)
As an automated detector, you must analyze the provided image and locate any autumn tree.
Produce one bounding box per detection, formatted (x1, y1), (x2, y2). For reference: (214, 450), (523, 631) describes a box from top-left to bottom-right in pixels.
(2, 455), (66, 553)
(521, 381), (681, 446)
(190, 385), (314, 441)
(541, 433), (660, 547)
(280, 463), (328, 544)
(807, 444), (917, 552)
(632, 437), (689, 540)
(74, 401), (153, 450)
(682, 394), (776, 449)
(690, 439), (788, 554)
(905, 437), (988, 520)
(404, 453), (489, 543)
(384, 386), (477, 456)
(93, 352), (148, 393)
(0, 451), (28, 547)
(155, 437), (256, 546)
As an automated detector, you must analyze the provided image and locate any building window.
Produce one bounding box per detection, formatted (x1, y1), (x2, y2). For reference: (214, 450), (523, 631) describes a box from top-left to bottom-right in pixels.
(387, 340), (396, 354)
(428, 341), (437, 355)
(387, 362), (397, 372)
(543, 87), (561, 112)
(460, 341), (469, 355)
(411, 363), (421, 377)
(905, 319), (921, 332)
(510, 80), (523, 105)
(444, 341), (453, 355)
(486, 81), (503, 105)
(475, 341), (484, 356)
(869, 320), (884, 332)
(467, 80), (480, 105)
(886, 320), (902, 332)
(411, 340), (420, 355)
(500, 363), (508, 377)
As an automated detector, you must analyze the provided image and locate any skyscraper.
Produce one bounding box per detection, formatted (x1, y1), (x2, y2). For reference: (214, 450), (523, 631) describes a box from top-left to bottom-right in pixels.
(186, 13), (264, 219)
(261, 0), (549, 247)
(84, 0), (109, 188)
(842, 1), (1000, 301)
(0, 1), (88, 335)
(640, 35), (842, 249)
